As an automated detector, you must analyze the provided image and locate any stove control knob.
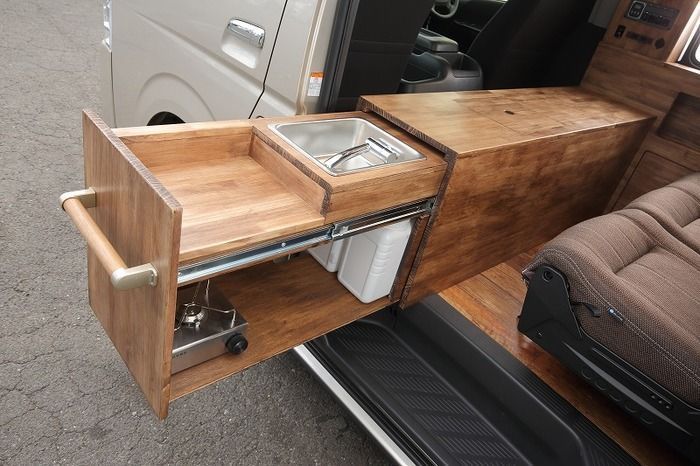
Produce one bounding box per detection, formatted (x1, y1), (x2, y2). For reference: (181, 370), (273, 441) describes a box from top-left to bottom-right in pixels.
(226, 334), (248, 355)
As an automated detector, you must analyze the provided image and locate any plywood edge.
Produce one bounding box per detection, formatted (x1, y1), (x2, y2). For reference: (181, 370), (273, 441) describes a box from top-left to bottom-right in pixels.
(357, 97), (459, 158)
(83, 110), (183, 212)
(249, 135), (328, 214)
(112, 119), (253, 141)
(400, 155), (458, 307)
(252, 126), (335, 192)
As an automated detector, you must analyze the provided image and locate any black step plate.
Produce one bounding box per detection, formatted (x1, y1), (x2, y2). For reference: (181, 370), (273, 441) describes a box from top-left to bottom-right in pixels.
(306, 295), (636, 466)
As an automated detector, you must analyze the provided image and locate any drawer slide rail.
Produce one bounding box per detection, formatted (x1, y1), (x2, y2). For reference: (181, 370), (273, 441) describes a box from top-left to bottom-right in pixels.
(177, 198), (435, 286)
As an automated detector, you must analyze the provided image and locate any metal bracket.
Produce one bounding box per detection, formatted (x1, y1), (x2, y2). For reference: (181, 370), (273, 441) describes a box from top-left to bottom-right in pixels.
(59, 188), (96, 210)
(111, 264), (159, 290)
(178, 226), (334, 286)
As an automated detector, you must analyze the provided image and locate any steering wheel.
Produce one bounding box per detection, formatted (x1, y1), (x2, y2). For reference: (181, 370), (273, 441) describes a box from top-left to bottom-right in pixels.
(431, 0), (459, 19)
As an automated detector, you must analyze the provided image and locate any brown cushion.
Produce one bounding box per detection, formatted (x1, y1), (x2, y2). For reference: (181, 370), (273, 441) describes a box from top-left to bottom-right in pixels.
(526, 209), (700, 407)
(626, 172), (700, 253)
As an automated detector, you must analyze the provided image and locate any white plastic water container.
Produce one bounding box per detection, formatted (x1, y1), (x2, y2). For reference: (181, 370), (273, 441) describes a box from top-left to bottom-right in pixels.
(308, 239), (346, 272)
(337, 219), (413, 303)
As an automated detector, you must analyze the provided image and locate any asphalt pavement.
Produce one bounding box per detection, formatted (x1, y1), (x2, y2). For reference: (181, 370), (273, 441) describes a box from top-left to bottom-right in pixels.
(0, 1), (389, 464)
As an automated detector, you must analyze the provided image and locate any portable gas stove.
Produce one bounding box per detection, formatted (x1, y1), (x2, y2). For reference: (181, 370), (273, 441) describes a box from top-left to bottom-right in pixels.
(171, 280), (248, 373)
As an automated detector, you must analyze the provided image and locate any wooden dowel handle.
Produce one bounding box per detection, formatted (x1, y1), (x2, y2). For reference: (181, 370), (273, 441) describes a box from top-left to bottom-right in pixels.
(63, 197), (127, 274)
(60, 188), (158, 290)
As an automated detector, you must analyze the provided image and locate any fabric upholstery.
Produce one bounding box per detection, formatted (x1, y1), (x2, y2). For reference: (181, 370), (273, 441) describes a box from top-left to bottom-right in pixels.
(626, 172), (700, 253)
(525, 208), (700, 407)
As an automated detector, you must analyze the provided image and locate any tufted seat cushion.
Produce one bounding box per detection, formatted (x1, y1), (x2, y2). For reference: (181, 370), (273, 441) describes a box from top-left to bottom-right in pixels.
(626, 172), (700, 253)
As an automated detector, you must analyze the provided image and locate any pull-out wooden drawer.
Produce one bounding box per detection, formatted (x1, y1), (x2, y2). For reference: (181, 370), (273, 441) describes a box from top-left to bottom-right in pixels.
(62, 110), (445, 418)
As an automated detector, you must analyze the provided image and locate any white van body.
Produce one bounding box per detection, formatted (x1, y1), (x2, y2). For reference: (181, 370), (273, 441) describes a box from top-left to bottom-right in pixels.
(100, 0), (338, 127)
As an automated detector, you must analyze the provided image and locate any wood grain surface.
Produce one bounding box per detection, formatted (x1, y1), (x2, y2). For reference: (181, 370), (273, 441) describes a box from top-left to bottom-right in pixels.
(583, 17), (700, 210)
(118, 116), (445, 264)
(615, 151), (694, 206)
(82, 110), (182, 419)
(359, 87), (651, 158)
(148, 152), (325, 266)
(658, 92), (700, 152)
(115, 119), (254, 169)
(170, 254), (392, 399)
(408, 121), (650, 302)
(439, 249), (688, 466)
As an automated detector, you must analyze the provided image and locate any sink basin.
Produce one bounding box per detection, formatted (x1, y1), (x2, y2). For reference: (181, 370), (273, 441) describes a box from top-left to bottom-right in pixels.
(269, 118), (426, 176)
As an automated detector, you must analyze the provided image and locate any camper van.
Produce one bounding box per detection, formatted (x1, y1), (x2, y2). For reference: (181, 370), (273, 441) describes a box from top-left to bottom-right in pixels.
(61, 0), (699, 464)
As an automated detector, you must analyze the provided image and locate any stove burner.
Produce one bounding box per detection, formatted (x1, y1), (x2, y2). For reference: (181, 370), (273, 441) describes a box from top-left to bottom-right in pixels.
(176, 302), (207, 328)
(172, 280), (248, 373)
(174, 280), (231, 330)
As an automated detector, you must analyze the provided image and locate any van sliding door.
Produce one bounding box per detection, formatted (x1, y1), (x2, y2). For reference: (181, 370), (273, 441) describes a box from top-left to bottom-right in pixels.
(112, 0), (286, 125)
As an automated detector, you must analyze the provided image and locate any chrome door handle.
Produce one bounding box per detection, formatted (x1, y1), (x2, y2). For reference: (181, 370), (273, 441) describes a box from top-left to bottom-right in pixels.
(227, 19), (265, 48)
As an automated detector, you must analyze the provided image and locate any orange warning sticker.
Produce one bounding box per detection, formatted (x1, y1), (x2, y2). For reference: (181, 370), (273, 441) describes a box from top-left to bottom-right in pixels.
(308, 72), (324, 97)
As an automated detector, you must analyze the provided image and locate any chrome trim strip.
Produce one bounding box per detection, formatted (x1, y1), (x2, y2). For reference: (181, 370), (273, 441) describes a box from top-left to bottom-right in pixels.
(293, 345), (416, 466)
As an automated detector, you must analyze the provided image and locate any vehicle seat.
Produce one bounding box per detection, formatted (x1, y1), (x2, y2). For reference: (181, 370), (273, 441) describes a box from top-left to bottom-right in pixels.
(518, 173), (700, 460)
(626, 172), (700, 252)
(525, 208), (700, 406)
(467, 0), (597, 89)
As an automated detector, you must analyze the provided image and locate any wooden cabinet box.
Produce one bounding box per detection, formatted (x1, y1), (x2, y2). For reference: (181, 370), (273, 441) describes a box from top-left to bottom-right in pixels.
(63, 110), (446, 418)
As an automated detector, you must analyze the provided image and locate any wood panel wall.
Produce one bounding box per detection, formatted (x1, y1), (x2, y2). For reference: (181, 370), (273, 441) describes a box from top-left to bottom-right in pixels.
(582, 0), (700, 209)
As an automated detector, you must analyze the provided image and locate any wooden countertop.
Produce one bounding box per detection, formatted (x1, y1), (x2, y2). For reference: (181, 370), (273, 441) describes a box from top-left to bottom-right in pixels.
(359, 87), (654, 158)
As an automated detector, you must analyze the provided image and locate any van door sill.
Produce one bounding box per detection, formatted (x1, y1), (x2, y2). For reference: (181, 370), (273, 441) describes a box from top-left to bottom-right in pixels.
(298, 295), (636, 466)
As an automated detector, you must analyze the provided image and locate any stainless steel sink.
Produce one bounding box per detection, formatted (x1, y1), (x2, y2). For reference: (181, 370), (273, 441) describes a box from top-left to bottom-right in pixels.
(269, 118), (426, 176)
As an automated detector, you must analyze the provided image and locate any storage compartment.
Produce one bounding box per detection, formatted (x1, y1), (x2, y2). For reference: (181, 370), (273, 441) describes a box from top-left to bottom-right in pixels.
(62, 110), (446, 418)
(171, 253), (395, 399)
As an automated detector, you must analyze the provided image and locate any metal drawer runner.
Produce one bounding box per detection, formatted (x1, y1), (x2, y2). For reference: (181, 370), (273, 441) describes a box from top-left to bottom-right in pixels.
(177, 198), (435, 286)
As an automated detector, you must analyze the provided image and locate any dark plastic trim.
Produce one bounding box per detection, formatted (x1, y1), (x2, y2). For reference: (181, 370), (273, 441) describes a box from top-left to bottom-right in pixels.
(519, 265), (700, 463)
(305, 296), (636, 465)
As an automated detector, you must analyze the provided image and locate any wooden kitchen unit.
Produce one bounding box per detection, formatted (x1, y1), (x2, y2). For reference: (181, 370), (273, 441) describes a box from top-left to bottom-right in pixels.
(358, 87), (654, 303)
(64, 85), (652, 418)
(70, 109), (446, 418)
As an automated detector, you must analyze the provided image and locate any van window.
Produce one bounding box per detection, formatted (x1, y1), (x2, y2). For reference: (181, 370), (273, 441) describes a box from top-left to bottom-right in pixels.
(679, 17), (700, 69)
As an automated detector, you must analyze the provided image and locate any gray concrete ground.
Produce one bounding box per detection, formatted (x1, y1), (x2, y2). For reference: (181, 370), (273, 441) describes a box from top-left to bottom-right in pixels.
(0, 1), (389, 464)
